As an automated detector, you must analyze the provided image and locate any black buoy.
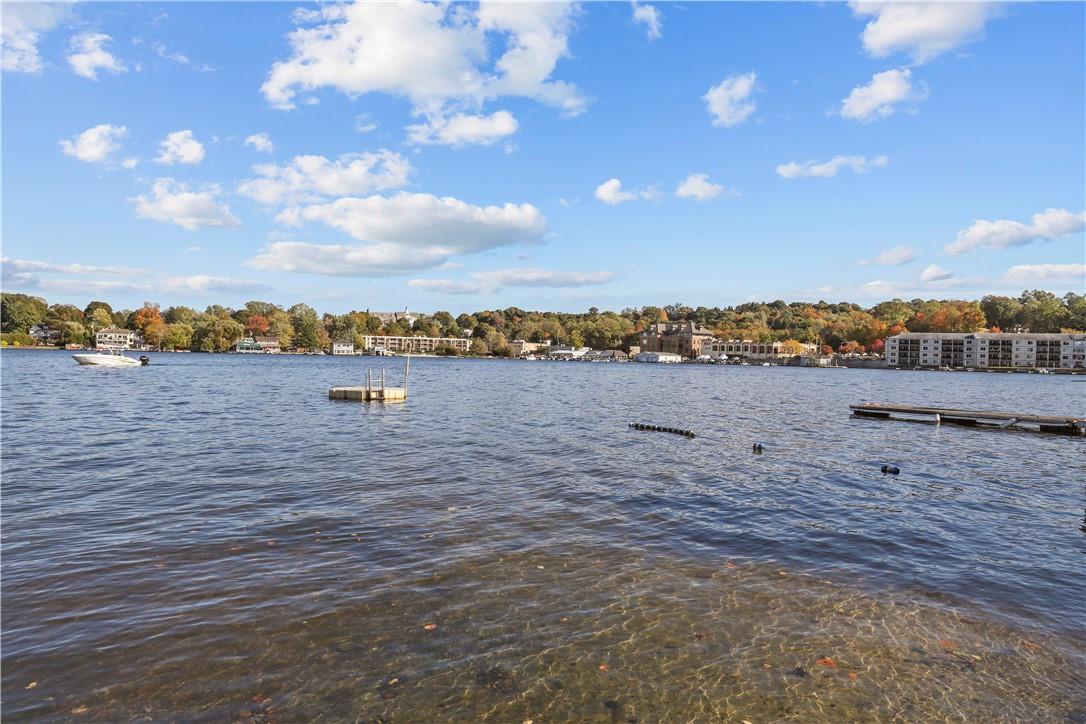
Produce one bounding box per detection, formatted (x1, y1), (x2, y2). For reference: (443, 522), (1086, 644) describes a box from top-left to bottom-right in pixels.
(752, 442), (765, 454)
(139, 355), (150, 366)
(881, 465), (900, 475)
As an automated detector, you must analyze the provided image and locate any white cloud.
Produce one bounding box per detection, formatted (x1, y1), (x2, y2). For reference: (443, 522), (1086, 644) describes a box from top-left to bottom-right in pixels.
(121, 157), (139, 169)
(261, 1), (586, 137)
(631, 1), (661, 40)
(251, 191), (547, 277)
(920, 264), (953, 282)
(595, 178), (658, 205)
(355, 114), (378, 133)
(409, 267), (616, 294)
(1, 256), (148, 276)
(2, 2), (72, 74)
(858, 245), (915, 266)
(155, 130), (205, 165)
(704, 72), (758, 127)
(237, 151), (413, 205)
(67, 32), (126, 80)
(675, 173), (735, 201)
(159, 275), (268, 294)
(132, 178), (241, 231)
(851, 2), (999, 64)
(152, 41), (189, 65)
(406, 110), (518, 147)
(248, 241), (455, 277)
(1004, 263), (1086, 284)
(945, 208), (1086, 255)
(59, 123), (127, 164)
(840, 68), (926, 122)
(777, 154), (889, 179)
(244, 133), (275, 153)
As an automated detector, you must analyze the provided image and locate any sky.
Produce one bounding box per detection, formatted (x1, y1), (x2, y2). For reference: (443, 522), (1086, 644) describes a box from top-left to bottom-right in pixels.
(1, 0), (1084, 315)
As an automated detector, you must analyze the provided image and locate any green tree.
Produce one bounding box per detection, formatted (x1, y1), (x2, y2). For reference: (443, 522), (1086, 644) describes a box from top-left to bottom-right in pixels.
(163, 323), (194, 350)
(58, 321), (87, 346)
(1, 293), (47, 332)
(268, 310), (294, 349)
(980, 295), (1023, 330)
(289, 303), (320, 349)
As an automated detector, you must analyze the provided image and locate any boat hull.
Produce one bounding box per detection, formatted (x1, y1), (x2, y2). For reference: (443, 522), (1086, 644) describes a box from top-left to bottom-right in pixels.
(72, 354), (141, 367)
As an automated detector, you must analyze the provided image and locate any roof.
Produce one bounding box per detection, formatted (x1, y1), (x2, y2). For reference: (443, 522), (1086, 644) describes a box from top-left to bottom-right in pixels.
(253, 336), (280, 344)
(98, 326), (131, 334)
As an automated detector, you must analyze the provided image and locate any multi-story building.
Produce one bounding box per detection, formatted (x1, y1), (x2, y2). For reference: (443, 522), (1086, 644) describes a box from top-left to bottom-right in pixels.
(703, 338), (819, 360)
(638, 321), (715, 358)
(885, 332), (1086, 369)
(331, 340), (355, 355)
(96, 326), (136, 349)
(508, 339), (552, 357)
(360, 335), (470, 354)
(367, 307), (419, 328)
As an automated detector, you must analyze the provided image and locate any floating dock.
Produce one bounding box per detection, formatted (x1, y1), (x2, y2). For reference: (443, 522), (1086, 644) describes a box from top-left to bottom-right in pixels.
(329, 359), (409, 403)
(850, 403), (1086, 436)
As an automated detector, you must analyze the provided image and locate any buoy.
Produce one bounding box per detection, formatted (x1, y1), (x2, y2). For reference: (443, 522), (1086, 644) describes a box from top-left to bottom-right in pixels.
(881, 465), (900, 475)
(752, 442), (765, 454)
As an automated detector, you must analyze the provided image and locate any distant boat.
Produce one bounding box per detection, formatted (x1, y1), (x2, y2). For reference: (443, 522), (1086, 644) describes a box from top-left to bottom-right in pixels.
(72, 347), (146, 367)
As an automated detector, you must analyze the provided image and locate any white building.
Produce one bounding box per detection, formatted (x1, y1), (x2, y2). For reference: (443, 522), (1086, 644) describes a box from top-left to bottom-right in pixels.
(96, 326), (136, 349)
(546, 345), (590, 359)
(360, 335), (470, 354)
(703, 338), (818, 360)
(367, 307), (419, 328)
(331, 340), (355, 355)
(885, 332), (1086, 369)
(634, 351), (683, 363)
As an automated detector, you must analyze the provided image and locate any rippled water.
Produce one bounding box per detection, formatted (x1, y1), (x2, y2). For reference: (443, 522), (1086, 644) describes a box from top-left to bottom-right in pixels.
(2, 350), (1084, 721)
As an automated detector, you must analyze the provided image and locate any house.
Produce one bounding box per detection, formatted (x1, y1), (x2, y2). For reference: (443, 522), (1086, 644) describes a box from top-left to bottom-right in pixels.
(367, 307), (419, 328)
(638, 321), (715, 358)
(96, 326), (136, 349)
(634, 351), (683, 363)
(583, 349), (628, 362)
(234, 335), (281, 353)
(29, 324), (61, 345)
(508, 339), (552, 357)
(331, 340), (355, 355)
(546, 345), (589, 360)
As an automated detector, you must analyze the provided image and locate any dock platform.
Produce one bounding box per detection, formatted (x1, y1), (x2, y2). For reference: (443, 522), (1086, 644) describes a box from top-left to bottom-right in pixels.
(329, 359), (410, 403)
(850, 403), (1085, 436)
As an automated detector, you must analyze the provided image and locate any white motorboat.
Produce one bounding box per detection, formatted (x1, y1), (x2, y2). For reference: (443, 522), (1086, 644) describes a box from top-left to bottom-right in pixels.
(72, 347), (147, 367)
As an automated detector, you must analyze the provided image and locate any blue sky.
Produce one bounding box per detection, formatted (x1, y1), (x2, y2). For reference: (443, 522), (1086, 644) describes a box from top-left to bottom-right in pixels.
(2, 1), (1084, 314)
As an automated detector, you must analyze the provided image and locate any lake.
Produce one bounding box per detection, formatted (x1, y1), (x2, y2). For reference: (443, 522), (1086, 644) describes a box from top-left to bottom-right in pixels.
(2, 350), (1084, 721)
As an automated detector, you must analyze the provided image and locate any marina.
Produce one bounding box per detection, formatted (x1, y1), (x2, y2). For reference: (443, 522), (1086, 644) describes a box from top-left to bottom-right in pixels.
(850, 402), (1086, 436)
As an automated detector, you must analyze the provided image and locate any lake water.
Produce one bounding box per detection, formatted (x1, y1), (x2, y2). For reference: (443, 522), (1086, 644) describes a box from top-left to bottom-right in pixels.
(2, 350), (1084, 721)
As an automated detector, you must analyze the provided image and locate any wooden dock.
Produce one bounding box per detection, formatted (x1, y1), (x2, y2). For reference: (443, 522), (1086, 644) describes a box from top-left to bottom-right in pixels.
(850, 403), (1086, 436)
(329, 359), (409, 403)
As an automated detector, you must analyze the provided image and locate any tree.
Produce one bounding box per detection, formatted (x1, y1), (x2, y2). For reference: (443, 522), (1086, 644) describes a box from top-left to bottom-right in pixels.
(288, 303), (320, 350)
(58, 321), (87, 346)
(163, 323), (193, 350)
(193, 317), (244, 352)
(132, 303), (164, 334)
(470, 338), (489, 355)
(48, 304), (84, 324)
(980, 295), (1023, 330)
(88, 307), (114, 335)
(268, 310), (294, 349)
(779, 339), (806, 356)
(164, 306), (198, 325)
(83, 301), (113, 323)
(1, 293), (47, 332)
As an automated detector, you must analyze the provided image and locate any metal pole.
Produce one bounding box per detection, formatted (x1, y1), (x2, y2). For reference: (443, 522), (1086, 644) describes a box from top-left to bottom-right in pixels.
(404, 354), (410, 395)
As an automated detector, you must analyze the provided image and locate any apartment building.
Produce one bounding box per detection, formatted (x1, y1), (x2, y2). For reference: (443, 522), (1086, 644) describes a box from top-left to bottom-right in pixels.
(360, 335), (470, 354)
(885, 332), (1086, 369)
(703, 338), (819, 360)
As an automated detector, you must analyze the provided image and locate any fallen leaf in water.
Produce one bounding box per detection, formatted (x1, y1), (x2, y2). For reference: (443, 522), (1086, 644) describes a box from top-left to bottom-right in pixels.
(939, 639), (955, 651)
(71, 705), (89, 714)
(724, 561), (738, 570)
(816, 657), (837, 668)
(559, 617), (569, 623)
(423, 623), (438, 631)
(778, 571), (787, 576)
(848, 672), (858, 681)
(536, 565), (545, 570)
(694, 632), (710, 641)
(523, 720), (534, 724)
(598, 663), (609, 672)
(25, 681), (37, 689)
(1023, 641), (1042, 651)
(388, 678), (399, 686)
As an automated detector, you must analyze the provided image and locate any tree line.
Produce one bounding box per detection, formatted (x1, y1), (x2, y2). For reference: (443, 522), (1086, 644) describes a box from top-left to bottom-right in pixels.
(1, 290), (1083, 355)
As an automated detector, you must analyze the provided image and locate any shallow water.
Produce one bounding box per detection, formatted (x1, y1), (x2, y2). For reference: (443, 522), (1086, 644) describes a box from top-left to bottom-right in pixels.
(2, 350), (1084, 721)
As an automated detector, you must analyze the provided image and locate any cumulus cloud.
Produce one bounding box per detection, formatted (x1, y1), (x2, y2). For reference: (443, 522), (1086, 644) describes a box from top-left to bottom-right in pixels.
(776, 154), (889, 179)
(59, 123), (127, 164)
(704, 72), (758, 127)
(67, 32), (126, 80)
(1004, 263), (1086, 284)
(851, 2), (1000, 64)
(675, 173), (734, 201)
(945, 208), (1086, 255)
(407, 110), (518, 147)
(631, 1), (661, 40)
(237, 151), (413, 205)
(840, 68), (926, 122)
(595, 178), (658, 205)
(132, 178), (241, 231)
(920, 264), (953, 282)
(409, 267), (616, 294)
(2, 2), (72, 74)
(244, 132), (275, 153)
(251, 191), (547, 277)
(261, 1), (586, 145)
(155, 130), (205, 165)
(858, 245), (915, 266)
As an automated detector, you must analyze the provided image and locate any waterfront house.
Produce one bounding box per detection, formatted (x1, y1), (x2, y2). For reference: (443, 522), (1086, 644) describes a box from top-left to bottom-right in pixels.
(96, 326), (136, 349)
(234, 335), (281, 353)
(367, 307), (419, 328)
(547, 345), (590, 360)
(634, 351), (683, 363)
(509, 339), (553, 357)
(703, 338), (819, 361)
(638, 321), (715, 359)
(331, 340), (355, 355)
(885, 332), (1086, 370)
(29, 324), (61, 345)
